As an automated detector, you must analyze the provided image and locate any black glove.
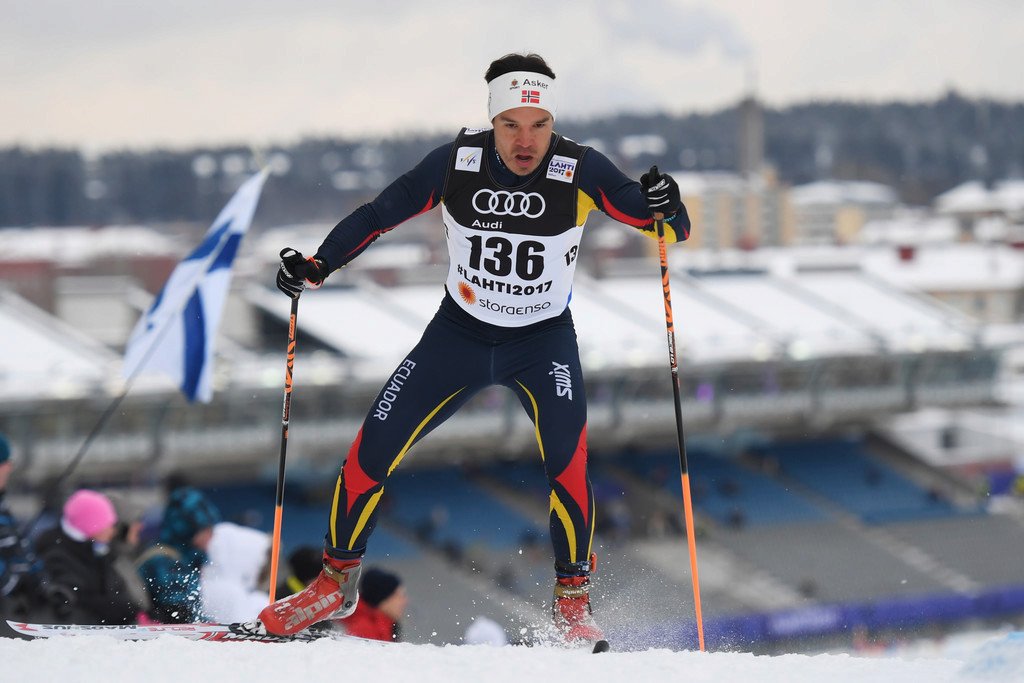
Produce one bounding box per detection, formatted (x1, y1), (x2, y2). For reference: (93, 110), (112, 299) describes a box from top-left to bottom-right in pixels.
(276, 248), (327, 298)
(640, 165), (681, 218)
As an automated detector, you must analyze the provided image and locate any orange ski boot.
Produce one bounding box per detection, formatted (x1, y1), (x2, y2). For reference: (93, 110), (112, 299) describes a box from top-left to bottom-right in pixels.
(552, 555), (605, 647)
(259, 553), (361, 636)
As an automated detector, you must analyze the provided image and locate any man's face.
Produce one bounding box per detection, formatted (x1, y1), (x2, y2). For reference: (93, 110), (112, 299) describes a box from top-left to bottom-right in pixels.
(492, 107), (553, 176)
(0, 462), (11, 491)
(377, 585), (408, 621)
(93, 524), (117, 544)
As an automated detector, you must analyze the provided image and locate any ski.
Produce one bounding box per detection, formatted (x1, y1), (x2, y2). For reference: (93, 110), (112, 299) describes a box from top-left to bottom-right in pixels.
(6, 620), (336, 643)
(9, 620), (611, 651)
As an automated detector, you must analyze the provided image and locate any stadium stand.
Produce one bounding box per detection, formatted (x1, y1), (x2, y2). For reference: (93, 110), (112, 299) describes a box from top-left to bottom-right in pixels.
(750, 437), (973, 524)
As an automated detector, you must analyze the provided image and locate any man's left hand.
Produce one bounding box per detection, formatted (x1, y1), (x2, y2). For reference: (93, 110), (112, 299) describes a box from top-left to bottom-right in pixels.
(640, 166), (681, 219)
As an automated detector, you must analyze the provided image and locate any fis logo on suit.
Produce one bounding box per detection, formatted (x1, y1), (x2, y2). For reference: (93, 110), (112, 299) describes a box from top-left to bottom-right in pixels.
(550, 361), (573, 400)
(472, 189), (546, 218)
(455, 146), (482, 172)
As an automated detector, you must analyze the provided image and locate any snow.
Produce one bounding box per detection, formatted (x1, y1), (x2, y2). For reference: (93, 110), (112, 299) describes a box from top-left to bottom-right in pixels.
(0, 225), (179, 265)
(936, 180), (1024, 215)
(0, 634), (987, 683)
(790, 181), (899, 207)
(861, 243), (1024, 292)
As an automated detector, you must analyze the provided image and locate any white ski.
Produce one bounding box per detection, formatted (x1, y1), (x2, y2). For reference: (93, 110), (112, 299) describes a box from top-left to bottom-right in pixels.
(6, 620), (333, 643)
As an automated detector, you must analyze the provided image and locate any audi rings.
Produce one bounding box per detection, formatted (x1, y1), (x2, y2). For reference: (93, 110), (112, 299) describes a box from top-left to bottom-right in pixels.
(472, 189), (546, 218)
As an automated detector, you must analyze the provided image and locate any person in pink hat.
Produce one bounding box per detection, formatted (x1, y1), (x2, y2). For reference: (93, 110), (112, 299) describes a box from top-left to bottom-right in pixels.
(34, 489), (143, 624)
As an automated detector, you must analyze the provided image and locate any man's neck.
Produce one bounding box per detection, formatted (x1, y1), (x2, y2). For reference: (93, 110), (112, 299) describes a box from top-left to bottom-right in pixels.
(487, 133), (555, 185)
(490, 145), (525, 185)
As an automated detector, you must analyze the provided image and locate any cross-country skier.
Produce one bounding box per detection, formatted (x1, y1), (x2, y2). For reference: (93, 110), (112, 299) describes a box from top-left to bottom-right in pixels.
(261, 52), (690, 645)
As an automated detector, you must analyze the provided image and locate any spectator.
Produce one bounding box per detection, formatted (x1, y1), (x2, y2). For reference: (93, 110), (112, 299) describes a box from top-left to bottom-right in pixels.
(136, 486), (220, 623)
(274, 545), (322, 599)
(0, 434), (48, 633)
(201, 522), (271, 623)
(106, 495), (152, 616)
(464, 615), (508, 646)
(34, 489), (142, 625)
(341, 567), (407, 642)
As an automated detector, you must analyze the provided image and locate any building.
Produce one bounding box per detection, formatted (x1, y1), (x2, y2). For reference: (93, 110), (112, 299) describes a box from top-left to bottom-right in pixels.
(790, 180), (899, 245)
(674, 170), (795, 250)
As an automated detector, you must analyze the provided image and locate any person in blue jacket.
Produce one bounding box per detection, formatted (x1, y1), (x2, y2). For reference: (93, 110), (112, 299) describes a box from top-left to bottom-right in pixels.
(136, 486), (220, 623)
(0, 434), (49, 635)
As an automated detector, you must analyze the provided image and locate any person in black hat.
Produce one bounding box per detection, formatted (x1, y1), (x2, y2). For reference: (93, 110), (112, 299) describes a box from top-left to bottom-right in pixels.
(340, 567), (407, 642)
(0, 434), (50, 635)
(275, 545), (323, 599)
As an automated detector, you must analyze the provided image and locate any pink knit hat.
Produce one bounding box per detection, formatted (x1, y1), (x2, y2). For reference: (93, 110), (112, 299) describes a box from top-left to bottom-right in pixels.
(63, 490), (118, 539)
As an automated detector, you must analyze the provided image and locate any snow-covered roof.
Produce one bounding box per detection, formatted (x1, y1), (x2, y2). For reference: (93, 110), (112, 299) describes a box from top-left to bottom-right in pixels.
(861, 243), (1024, 292)
(790, 180), (898, 207)
(673, 171), (753, 196)
(0, 289), (120, 400)
(0, 239), (1007, 401)
(0, 225), (179, 265)
(248, 261), (981, 373)
(936, 179), (1024, 215)
(859, 213), (960, 245)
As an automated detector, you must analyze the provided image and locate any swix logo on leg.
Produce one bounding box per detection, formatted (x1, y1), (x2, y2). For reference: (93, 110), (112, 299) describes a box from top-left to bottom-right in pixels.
(549, 361), (573, 400)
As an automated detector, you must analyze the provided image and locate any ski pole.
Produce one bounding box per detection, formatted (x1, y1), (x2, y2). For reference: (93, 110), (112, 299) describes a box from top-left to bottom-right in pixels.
(268, 291), (300, 602)
(651, 173), (705, 651)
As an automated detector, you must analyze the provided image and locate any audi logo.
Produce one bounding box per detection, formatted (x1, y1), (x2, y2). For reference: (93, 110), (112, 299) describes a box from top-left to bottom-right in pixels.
(472, 189), (546, 218)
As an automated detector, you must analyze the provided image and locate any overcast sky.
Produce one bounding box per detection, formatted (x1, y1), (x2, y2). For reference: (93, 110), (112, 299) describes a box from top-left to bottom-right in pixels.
(2, 0), (1022, 152)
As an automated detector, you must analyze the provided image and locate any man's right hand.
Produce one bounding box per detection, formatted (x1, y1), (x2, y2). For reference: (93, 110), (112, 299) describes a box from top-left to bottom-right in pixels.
(276, 248), (327, 298)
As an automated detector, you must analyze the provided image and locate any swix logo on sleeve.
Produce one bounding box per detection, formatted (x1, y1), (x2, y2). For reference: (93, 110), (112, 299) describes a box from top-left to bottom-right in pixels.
(549, 361), (573, 400)
(546, 155), (577, 183)
(455, 146), (482, 172)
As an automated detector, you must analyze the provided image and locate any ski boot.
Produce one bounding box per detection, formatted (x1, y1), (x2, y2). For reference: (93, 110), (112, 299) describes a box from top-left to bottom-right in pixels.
(552, 554), (606, 647)
(259, 552), (362, 636)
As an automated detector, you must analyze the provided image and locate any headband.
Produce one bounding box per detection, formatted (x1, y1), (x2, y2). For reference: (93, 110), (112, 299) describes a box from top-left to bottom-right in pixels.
(487, 70), (557, 121)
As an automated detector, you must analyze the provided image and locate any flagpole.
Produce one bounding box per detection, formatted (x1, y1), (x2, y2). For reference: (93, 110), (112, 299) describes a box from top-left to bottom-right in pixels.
(23, 314), (183, 536)
(26, 170), (269, 529)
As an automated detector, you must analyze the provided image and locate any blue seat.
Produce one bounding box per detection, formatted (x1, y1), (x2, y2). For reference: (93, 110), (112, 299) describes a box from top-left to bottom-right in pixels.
(754, 438), (969, 524)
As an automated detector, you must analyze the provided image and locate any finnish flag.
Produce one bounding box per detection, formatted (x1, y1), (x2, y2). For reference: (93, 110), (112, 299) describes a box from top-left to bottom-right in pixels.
(122, 170), (268, 403)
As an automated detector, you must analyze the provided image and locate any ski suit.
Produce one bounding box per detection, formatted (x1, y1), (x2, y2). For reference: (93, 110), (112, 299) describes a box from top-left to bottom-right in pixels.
(315, 128), (690, 570)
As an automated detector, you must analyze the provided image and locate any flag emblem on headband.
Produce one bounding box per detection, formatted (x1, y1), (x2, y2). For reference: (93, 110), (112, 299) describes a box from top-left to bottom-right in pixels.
(521, 90), (541, 104)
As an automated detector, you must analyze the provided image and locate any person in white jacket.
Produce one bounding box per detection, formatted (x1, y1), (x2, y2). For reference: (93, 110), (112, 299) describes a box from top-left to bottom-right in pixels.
(201, 522), (271, 623)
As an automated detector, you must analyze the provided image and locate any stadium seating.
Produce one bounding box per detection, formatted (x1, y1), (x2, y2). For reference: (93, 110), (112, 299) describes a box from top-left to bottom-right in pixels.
(619, 448), (828, 527)
(751, 438), (968, 524)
